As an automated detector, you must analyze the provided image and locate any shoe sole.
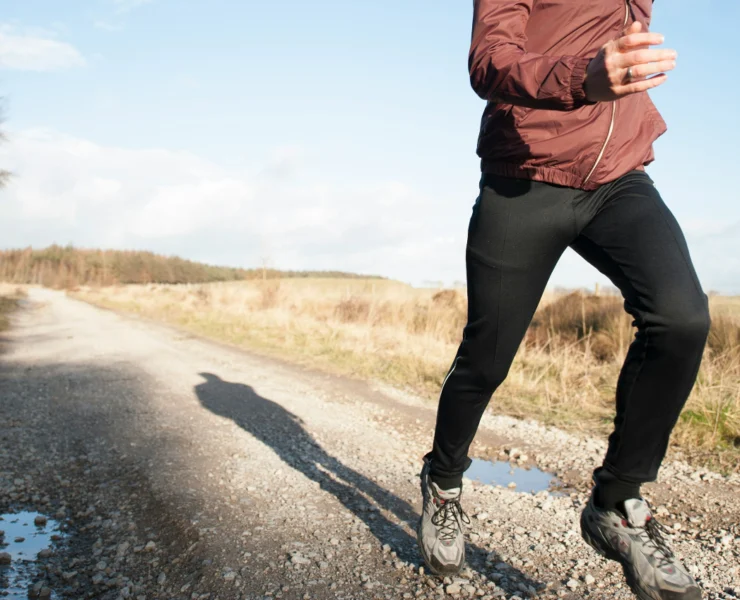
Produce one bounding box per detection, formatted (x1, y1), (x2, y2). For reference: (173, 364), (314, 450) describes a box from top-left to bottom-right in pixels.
(580, 512), (701, 600)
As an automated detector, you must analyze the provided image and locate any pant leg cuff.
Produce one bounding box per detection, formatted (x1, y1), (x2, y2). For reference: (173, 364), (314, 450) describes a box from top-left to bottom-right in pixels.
(593, 464), (655, 486)
(429, 473), (464, 491)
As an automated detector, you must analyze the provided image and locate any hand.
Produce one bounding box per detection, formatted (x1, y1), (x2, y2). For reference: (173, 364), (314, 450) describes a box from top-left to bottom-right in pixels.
(584, 22), (677, 102)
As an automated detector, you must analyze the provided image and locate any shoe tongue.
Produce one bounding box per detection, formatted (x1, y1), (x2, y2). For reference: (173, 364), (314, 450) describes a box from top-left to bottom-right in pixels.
(623, 498), (651, 527)
(431, 482), (461, 501)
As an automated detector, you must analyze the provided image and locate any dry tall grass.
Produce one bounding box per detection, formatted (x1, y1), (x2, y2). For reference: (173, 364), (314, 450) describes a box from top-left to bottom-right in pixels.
(0, 246), (380, 288)
(0, 284), (25, 333)
(73, 280), (740, 472)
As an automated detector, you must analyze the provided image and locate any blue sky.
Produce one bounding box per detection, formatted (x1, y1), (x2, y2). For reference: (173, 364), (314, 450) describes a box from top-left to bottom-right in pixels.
(1, 0), (738, 292)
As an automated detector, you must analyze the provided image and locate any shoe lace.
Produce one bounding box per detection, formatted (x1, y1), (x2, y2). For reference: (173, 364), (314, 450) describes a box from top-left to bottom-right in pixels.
(638, 511), (676, 568)
(430, 497), (471, 542)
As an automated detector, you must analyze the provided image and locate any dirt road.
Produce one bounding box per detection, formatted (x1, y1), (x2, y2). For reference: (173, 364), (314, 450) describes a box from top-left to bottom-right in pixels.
(0, 289), (738, 600)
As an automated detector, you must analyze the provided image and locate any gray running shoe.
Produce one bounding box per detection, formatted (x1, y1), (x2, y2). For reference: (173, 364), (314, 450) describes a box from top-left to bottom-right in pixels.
(581, 494), (702, 600)
(417, 459), (469, 576)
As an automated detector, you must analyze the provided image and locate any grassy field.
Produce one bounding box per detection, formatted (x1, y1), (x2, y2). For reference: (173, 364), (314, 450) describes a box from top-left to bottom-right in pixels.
(72, 279), (740, 473)
(0, 284), (24, 333)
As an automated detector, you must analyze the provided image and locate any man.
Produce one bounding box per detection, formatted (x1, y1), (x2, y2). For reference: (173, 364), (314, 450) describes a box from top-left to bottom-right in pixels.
(417, 1), (709, 599)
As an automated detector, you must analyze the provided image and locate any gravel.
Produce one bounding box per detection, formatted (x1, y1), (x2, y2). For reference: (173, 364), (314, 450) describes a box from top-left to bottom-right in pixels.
(0, 288), (737, 599)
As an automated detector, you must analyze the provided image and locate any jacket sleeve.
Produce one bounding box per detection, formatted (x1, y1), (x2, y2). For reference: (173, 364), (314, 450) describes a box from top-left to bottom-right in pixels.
(469, 0), (595, 110)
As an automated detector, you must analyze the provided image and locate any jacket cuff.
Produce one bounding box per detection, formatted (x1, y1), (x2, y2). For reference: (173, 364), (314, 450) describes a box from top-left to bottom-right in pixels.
(570, 57), (598, 108)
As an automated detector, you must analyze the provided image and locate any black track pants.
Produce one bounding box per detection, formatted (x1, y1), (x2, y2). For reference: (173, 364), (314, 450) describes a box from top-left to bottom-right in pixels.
(426, 170), (710, 490)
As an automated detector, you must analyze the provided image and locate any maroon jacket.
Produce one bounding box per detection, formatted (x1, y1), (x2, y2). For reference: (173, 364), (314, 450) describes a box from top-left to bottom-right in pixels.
(470, 0), (667, 190)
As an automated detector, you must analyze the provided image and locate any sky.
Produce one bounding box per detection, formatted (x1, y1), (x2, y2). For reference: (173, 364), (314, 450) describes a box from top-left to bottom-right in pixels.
(0, 0), (738, 292)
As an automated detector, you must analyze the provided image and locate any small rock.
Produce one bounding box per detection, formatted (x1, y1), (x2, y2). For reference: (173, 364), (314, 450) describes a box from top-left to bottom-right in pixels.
(507, 482), (517, 489)
(566, 579), (579, 590)
(61, 571), (77, 581)
(0, 552), (12, 565)
(144, 541), (156, 552)
(223, 571), (236, 581)
(330, 538), (339, 546)
(38, 589), (51, 600)
(117, 541), (130, 556)
(38, 549), (53, 559)
(14, 537), (25, 543)
(584, 574), (595, 585)
(446, 583), (462, 595)
(157, 572), (167, 585)
(34, 515), (48, 526)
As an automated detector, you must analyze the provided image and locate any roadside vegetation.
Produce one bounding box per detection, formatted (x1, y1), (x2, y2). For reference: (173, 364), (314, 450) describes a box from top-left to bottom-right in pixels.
(71, 278), (740, 473)
(0, 284), (25, 333)
(0, 246), (383, 288)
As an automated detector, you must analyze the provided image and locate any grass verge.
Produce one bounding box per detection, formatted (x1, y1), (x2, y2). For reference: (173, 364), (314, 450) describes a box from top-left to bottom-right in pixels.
(71, 280), (740, 474)
(0, 286), (24, 333)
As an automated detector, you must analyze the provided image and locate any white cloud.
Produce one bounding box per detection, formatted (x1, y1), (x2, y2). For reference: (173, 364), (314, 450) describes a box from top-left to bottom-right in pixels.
(1, 128), (737, 292)
(0, 26), (85, 72)
(686, 222), (740, 294)
(0, 129), (464, 283)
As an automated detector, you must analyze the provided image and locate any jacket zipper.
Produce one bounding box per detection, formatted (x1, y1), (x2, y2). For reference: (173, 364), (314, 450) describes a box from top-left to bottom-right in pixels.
(583, 0), (630, 185)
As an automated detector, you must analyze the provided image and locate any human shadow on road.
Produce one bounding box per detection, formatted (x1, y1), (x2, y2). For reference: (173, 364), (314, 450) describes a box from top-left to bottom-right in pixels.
(195, 373), (543, 592)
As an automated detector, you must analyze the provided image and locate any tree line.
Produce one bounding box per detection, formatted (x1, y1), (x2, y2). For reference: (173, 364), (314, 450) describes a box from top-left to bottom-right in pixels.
(0, 246), (382, 288)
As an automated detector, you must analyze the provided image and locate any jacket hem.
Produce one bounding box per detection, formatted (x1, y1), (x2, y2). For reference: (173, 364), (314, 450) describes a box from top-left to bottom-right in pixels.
(480, 161), (592, 190)
(480, 160), (657, 191)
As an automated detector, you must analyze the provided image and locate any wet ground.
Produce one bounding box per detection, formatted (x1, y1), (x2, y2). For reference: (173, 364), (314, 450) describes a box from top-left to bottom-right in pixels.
(0, 512), (61, 599)
(466, 458), (564, 495)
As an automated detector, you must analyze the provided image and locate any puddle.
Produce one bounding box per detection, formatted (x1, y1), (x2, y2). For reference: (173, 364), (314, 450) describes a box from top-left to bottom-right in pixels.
(466, 458), (563, 495)
(0, 512), (60, 599)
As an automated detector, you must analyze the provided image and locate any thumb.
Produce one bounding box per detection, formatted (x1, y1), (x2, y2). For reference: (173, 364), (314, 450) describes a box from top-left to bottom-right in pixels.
(623, 20), (643, 36)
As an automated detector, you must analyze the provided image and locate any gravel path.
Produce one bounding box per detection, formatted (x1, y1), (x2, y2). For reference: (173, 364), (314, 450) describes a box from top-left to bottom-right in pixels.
(0, 288), (738, 600)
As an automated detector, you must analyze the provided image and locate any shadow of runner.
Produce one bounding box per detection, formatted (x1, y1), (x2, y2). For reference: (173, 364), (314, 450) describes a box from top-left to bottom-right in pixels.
(195, 373), (544, 595)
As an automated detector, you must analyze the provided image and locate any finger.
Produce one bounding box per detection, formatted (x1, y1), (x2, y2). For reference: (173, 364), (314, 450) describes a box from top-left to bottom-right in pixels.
(617, 32), (665, 51)
(628, 60), (676, 80)
(618, 48), (678, 67)
(621, 73), (668, 94)
(623, 20), (643, 37)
